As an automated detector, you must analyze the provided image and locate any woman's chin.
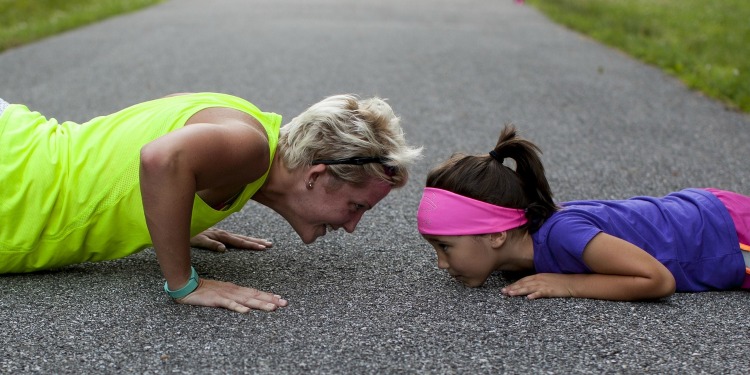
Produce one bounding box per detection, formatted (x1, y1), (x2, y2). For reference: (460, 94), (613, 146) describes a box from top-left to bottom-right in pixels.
(299, 227), (326, 244)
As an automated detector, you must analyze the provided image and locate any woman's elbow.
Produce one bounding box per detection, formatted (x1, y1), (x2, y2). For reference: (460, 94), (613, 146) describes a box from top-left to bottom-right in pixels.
(140, 142), (177, 176)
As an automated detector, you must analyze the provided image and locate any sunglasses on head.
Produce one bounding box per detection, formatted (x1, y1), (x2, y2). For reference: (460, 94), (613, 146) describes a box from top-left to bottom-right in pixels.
(312, 156), (397, 177)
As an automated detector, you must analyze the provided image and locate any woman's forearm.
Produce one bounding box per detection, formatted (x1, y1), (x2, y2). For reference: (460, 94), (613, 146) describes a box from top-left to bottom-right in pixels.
(139, 142), (196, 290)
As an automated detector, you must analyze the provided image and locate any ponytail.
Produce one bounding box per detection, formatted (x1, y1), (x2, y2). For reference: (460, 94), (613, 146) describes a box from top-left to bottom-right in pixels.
(425, 124), (557, 233)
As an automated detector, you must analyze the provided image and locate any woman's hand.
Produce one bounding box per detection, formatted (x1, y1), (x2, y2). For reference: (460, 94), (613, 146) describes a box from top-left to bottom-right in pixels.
(190, 228), (272, 252)
(177, 279), (288, 313)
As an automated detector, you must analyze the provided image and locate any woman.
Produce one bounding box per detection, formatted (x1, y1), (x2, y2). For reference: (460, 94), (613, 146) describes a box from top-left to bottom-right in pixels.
(0, 92), (421, 313)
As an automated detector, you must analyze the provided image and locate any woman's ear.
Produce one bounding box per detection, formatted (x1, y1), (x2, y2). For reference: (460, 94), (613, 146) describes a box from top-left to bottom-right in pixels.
(488, 232), (507, 249)
(304, 164), (327, 186)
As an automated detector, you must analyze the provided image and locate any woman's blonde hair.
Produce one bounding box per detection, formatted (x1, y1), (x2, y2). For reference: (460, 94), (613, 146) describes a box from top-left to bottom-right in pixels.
(278, 94), (422, 188)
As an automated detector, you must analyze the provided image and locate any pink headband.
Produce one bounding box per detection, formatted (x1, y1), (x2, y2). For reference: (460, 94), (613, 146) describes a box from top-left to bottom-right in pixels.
(417, 187), (528, 236)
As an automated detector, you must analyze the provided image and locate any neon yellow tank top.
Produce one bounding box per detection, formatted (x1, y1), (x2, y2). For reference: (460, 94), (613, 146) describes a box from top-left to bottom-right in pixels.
(0, 93), (281, 273)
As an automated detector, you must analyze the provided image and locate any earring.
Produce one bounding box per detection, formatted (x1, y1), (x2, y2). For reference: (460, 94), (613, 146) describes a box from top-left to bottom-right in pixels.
(307, 181), (314, 189)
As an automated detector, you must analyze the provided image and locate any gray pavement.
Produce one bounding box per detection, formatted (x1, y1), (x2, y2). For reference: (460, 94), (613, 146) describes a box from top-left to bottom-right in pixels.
(2, 0), (750, 373)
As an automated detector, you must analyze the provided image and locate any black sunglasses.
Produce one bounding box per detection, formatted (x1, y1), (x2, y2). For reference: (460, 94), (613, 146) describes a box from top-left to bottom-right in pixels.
(312, 156), (397, 176)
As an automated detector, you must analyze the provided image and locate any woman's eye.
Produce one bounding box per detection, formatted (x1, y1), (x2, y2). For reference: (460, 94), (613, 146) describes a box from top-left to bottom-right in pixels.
(354, 204), (365, 211)
(439, 244), (449, 252)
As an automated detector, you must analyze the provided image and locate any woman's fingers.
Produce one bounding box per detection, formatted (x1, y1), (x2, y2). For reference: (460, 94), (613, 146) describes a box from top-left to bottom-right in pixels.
(190, 228), (273, 252)
(190, 235), (226, 252)
(177, 279), (287, 313)
(219, 234), (273, 250)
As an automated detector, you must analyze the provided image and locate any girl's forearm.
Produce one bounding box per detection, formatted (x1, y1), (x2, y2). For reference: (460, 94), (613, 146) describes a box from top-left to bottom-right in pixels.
(564, 273), (676, 301)
(503, 272), (676, 301)
(574, 233), (677, 301)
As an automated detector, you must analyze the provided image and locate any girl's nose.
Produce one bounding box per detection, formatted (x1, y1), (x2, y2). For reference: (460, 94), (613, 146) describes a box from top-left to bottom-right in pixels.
(436, 252), (449, 270)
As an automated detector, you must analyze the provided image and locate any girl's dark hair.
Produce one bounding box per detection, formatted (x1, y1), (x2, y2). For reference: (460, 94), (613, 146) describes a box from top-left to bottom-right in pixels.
(425, 124), (558, 233)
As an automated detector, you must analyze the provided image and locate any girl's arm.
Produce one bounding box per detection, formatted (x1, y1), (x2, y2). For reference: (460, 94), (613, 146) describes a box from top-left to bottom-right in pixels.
(502, 233), (676, 301)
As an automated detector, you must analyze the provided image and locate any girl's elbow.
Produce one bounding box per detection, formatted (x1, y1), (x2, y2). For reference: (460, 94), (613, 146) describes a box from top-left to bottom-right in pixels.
(634, 268), (675, 300)
(653, 271), (676, 298)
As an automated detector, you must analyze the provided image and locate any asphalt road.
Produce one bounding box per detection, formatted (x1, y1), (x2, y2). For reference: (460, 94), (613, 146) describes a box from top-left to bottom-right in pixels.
(2, 0), (750, 373)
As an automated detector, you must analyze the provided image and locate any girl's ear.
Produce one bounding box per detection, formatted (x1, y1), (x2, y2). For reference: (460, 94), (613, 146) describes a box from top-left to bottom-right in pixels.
(488, 232), (507, 249)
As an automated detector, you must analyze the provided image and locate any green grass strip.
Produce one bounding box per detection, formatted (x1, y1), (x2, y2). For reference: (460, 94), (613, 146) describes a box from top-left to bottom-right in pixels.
(527, 0), (749, 112)
(0, 0), (163, 53)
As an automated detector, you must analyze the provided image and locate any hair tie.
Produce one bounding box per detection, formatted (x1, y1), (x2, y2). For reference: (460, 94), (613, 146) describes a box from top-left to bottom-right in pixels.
(488, 150), (502, 162)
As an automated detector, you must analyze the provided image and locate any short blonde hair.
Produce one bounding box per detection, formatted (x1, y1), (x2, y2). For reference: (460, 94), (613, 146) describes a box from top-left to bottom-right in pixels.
(278, 94), (422, 188)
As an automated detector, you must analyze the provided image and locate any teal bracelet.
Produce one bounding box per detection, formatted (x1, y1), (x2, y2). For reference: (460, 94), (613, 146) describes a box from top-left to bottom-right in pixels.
(164, 266), (199, 299)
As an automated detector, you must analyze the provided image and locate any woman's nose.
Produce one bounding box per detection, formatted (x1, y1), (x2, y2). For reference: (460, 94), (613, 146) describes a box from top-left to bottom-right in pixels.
(343, 212), (364, 233)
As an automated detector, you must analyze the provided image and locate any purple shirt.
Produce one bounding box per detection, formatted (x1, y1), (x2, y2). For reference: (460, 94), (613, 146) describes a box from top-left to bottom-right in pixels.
(532, 189), (744, 292)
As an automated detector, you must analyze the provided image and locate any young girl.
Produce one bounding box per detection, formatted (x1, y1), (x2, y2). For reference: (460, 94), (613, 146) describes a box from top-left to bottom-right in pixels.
(417, 124), (750, 301)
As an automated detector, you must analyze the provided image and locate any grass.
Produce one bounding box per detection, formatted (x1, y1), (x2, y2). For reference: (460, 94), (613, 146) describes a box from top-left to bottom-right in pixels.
(526, 0), (750, 113)
(1, 0), (747, 113)
(0, 0), (163, 53)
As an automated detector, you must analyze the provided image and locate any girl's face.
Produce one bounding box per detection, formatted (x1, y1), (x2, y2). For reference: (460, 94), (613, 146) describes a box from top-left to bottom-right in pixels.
(422, 234), (499, 287)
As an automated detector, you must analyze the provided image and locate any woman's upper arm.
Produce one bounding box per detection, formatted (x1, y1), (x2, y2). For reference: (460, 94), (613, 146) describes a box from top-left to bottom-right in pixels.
(141, 119), (270, 190)
(582, 232), (676, 297)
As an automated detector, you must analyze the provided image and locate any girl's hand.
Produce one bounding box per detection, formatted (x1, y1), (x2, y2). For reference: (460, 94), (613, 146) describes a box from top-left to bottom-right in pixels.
(501, 273), (574, 300)
(177, 278), (288, 313)
(190, 228), (273, 252)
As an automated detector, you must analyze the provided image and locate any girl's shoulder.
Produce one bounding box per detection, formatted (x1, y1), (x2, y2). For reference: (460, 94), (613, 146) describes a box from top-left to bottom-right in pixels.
(534, 210), (602, 255)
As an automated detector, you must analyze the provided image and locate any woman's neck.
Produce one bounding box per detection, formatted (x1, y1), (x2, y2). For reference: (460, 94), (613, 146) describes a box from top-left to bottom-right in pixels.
(252, 154), (295, 214)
